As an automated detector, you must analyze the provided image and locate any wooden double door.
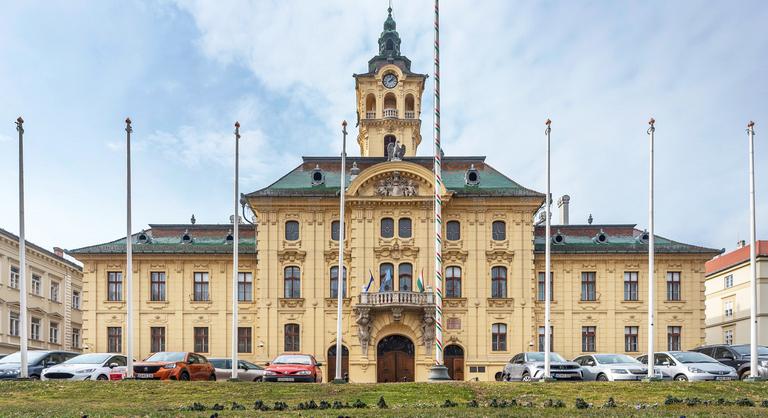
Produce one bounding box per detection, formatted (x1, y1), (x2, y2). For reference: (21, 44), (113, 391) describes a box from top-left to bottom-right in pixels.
(444, 344), (465, 381)
(376, 335), (415, 383)
(326, 345), (349, 382)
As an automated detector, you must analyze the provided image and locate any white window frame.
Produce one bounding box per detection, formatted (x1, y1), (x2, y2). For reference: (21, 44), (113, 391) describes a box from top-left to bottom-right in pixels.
(72, 328), (81, 348)
(724, 329), (734, 345)
(31, 275), (42, 295)
(50, 281), (60, 302)
(9, 312), (20, 337)
(724, 301), (734, 319)
(72, 291), (81, 310)
(724, 274), (734, 289)
(49, 322), (59, 344)
(9, 266), (20, 289)
(30, 317), (41, 341)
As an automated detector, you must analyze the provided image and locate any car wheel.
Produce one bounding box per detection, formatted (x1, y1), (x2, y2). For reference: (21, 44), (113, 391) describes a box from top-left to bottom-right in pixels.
(674, 374), (688, 382)
(494, 372), (503, 382)
(96, 375), (109, 381)
(29, 375), (40, 380)
(179, 371), (190, 381)
(521, 372), (532, 382)
(596, 374), (609, 382)
(208, 374), (216, 381)
(739, 370), (751, 380)
(253, 377), (263, 382)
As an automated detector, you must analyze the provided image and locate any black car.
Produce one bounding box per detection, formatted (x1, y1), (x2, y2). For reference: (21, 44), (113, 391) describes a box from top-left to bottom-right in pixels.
(691, 344), (768, 380)
(0, 350), (79, 380)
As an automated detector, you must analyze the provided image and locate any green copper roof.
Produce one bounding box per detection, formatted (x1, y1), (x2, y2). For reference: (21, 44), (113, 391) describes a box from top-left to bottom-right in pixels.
(534, 225), (721, 255)
(68, 224), (256, 255)
(246, 157), (544, 199)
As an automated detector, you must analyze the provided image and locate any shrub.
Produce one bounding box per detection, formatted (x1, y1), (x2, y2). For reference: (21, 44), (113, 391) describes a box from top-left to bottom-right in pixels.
(377, 396), (388, 409)
(544, 399), (565, 408)
(664, 395), (683, 405)
(684, 398), (701, 406)
(441, 400), (458, 408)
(761, 400), (768, 408)
(253, 400), (270, 411)
(467, 399), (479, 408)
(735, 398), (755, 407)
(210, 403), (225, 411)
(715, 398), (732, 406)
(319, 400), (331, 409)
(273, 401), (288, 411)
(575, 398), (591, 409)
(603, 397), (617, 408)
(489, 399), (499, 408)
(352, 399), (367, 409)
(230, 402), (245, 411)
(332, 400), (348, 409)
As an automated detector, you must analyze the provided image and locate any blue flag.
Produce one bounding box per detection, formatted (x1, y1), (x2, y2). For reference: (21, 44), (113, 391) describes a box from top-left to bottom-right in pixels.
(380, 268), (393, 292)
(364, 270), (375, 293)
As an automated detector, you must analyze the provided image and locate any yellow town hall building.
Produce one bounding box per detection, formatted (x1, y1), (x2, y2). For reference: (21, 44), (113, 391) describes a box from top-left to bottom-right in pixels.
(70, 8), (719, 382)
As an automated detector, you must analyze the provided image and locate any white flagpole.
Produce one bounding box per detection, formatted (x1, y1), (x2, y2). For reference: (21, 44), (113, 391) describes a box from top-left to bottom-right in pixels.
(544, 119), (552, 379)
(747, 121), (758, 379)
(16, 117), (28, 379)
(647, 118), (655, 379)
(231, 121), (241, 380)
(125, 118), (134, 379)
(432, 0), (445, 369)
(335, 121), (348, 383)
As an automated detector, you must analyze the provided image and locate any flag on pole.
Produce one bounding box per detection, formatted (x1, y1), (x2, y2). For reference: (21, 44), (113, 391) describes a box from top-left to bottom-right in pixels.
(380, 268), (393, 292)
(417, 268), (425, 292)
(364, 269), (375, 293)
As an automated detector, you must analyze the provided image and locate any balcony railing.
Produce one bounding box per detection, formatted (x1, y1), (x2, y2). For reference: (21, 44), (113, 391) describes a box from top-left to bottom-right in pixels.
(365, 111), (375, 119)
(383, 108), (398, 119)
(358, 291), (434, 307)
(404, 111), (415, 119)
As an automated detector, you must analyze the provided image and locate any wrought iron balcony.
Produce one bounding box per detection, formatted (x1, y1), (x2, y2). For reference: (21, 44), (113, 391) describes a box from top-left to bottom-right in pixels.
(383, 108), (398, 119)
(357, 291), (434, 308)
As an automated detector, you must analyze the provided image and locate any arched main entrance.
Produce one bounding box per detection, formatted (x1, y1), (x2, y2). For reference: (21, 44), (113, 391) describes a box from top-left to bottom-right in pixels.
(376, 335), (415, 383)
(326, 345), (349, 382)
(444, 344), (465, 381)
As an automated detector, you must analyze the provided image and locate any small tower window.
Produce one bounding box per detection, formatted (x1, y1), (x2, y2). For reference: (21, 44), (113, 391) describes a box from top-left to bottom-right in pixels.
(386, 39), (394, 51)
(405, 94), (415, 119)
(365, 94), (376, 119)
(383, 93), (397, 119)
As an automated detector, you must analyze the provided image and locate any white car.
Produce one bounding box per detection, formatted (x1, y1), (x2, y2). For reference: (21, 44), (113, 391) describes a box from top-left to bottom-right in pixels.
(573, 353), (663, 381)
(637, 351), (738, 382)
(42, 353), (127, 381)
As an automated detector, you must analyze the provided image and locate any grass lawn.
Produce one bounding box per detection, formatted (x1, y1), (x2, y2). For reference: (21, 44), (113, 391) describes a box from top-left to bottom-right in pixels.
(1, 380), (768, 417)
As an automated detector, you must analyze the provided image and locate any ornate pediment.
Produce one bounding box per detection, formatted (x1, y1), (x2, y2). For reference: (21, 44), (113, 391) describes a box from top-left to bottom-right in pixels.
(278, 249), (306, 263)
(374, 171), (419, 196)
(444, 249), (468, 263)
(485, 249), (514, 263)
(374, 242), (419, 260)
(324, 249), (352, 264)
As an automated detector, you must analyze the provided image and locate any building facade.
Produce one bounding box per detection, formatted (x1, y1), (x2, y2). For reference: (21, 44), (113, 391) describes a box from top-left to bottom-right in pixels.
(69, 8), (719, 382)
(0, 228), (83, 355)
(704, 241), (768, 345)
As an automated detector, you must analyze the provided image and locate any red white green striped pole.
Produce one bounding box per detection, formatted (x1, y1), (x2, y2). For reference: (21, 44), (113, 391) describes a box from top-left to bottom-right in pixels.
(432, 0), (444, 367)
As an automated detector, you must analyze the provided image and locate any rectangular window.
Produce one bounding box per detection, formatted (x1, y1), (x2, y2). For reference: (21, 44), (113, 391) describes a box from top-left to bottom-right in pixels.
(107, 327), (122, 353)
(238, 327), (252, 353)
(72, 328), (81, 349)
(469, 366), (486, 373)
(446, 221), (460, 241)
(666, 272), (681, 301)
(624, 271), (639, 301)
(284, 267), (301, 298)
(9, 312), (19, 337)
(49, 322), (59, 344)
(238, 272), (253, 302)
(31, 274), (41, 295)
(331, 220), (340, 241)
(724, 301), (734, 319)
(30, 317), (41, 340)
(445, 266), (462, 298)
(582, 326), (596, 352)
(667, 326), (682, 351)
(329, 267), (347, 298)
(625, 326), (639, 352)
(537, 272), (553, 301)
(194, 327), (209, 353)
(107, 272), (123, 301)
(150, 272), (166, 301)
(724, 274), (734, 288)
(724, 329), (734, 345)
(398, 218), (412, 238)
(150, 327), (166, 352)
(491, 323), (507, 351)
(491, 267), (507, 298)
(50, 281), (60, 302)
(538, 326), (554, 352)
(72, 291), (81, 309)
(193, 272), (209, 301)
(581, 272), (596, 301)
(9, 266), (20, 289)
(284, 324), (300, 352)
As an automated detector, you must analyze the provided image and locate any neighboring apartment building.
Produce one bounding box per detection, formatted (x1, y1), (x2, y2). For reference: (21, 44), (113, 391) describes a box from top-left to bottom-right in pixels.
(704, 241), (768, 345)
(0, 228), (83, 355)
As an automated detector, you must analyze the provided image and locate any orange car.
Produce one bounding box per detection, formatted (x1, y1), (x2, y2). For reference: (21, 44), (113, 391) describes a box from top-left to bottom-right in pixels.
(133, 352), (215, 381)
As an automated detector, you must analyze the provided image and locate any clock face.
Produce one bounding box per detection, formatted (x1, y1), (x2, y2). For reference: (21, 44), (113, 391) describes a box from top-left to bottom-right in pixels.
(382, 73), (398, 88)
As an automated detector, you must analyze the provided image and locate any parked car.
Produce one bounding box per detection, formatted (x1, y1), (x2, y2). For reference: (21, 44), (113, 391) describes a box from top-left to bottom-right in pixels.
(209, 358), (266, 382)
(573, 353), (662, 381)
(502, 352), (582, 381)
(42, 353), (127, 381)
(132, 352), (215, 381)
(263, 354), (323, 383)
(637, 351), (738, 381)
(691, 344), (768, 380)
(0, 350), (78, 380)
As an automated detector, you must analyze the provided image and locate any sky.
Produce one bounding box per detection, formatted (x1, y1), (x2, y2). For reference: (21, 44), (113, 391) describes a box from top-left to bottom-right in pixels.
(0, 0), (766, 255)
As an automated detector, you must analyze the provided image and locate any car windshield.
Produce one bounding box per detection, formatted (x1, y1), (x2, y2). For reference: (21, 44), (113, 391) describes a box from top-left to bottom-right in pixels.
(594, 354), (640, 365)
(671, 352), (719, 364)
(242, 361), (261, 370)
(527, 353), (566, 362)
(272, 355), (312, 365)
(732, 346), (768, 356)
(209, 359), (228, 369)
(144, 352), (186, 362)
(0, 351), (48, 364)
(63, 354), (111, 365)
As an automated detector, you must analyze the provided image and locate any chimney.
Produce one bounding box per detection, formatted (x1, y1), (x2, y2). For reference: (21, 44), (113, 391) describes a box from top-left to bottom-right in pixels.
(737, 240), (746, 248)
(53, 247), (64, 258)
(557, 195), (570, 225)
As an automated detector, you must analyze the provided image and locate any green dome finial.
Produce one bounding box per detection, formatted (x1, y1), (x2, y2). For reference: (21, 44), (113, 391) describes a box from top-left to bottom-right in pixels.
(384, 4), (396, 31)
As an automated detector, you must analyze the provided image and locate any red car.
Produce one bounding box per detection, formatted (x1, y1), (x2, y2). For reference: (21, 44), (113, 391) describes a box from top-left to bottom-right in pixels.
(263, 354), (322, 383)
(133, 352), (215, 381)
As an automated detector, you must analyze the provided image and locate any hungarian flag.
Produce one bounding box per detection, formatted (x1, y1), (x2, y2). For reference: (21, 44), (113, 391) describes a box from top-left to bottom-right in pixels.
(417, 268), (425, 292)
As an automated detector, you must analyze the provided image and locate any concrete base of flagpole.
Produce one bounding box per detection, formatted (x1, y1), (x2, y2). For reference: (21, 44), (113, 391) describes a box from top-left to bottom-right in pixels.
(428, 365), (451, 381)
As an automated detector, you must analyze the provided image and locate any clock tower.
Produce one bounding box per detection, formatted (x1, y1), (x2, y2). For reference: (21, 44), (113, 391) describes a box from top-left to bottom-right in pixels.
(354, 6), (427, 158)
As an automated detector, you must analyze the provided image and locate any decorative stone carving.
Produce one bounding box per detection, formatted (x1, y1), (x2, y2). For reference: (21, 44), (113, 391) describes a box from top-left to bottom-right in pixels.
(375, 171), (419, 197)
(485, 249), (515, 263)
(443, 249), (468, 263)
(279, 298), (305, 309)
(355, 308), (372, 356)
(386, 141), (406, 161)
(391, 307), (404, 322)
(422, 311), (436, 352)
(373, 242), (419, 260)
(277, 249), (306, 263)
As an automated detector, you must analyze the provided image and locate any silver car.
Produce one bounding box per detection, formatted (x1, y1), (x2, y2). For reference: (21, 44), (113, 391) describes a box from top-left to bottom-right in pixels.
(637, 351), (738, 382)
(574, 353), (662, 381)
(208, 358), (266, 382)
(503, 352), (582, 381)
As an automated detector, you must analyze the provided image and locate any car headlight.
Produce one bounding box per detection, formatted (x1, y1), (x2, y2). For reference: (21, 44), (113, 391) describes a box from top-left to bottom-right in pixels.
(610, 369), (628, 374)
(264, 370), (276, 376)
(295, 370), (312, 375)
(687, 367), (705, 373)
(76, 369), (96, 374)
(163, 364), (177, 369)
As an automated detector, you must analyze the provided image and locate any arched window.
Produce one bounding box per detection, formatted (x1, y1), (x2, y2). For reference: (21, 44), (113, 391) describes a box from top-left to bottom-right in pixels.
(445, 266), (461, 298)
(398, 263), (413, 291)
(492, 220), (506, 241)
(491, 266), (507, 298)
(330, 266), (347, 298)
(383, 93), (397, 118)
(398, 218), (412, 238)
(284, 324), (300, 352)
(386, 39), (394, 51)
(284, 266), (301, 298)
(381, 217), (394, 238)
(331, 220), (340, 241)
(379, 263), (394, 292)
(285, 220), (300, 241)
(405, 94), (415, 119)
(491, 323), (507, 351)
(384, 135), (397, 159)
(446, 221), (460, 241)
(365, 93), (376, 119)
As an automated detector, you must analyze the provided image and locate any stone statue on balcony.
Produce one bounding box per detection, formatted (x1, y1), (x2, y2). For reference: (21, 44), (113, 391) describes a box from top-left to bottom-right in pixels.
(356, 308), (372, 356)
(422, 311), (436, 352)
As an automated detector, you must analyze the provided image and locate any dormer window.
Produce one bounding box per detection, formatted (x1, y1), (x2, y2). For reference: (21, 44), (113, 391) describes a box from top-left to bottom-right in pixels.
(137, 230), (150, 244)
(226, 230), (234, 243)
(593, 229), (608, 244)
(636, 230), (650, 243)
(181, 229), (192, 244)
(465, 164), (480, 186)
(310, 164), (325, 186)
(552, 230), (565, 244)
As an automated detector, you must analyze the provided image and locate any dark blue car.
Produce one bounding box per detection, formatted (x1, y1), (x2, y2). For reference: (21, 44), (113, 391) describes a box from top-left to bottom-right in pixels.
(0, 350), (78, 380)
